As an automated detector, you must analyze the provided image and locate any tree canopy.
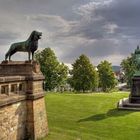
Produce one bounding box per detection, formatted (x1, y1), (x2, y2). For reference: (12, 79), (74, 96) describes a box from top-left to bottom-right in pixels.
(69, 54), (98, 92)
(121, 54), (137, 86)
(97, 60), (117, 92)
(35, 48), (68, 90)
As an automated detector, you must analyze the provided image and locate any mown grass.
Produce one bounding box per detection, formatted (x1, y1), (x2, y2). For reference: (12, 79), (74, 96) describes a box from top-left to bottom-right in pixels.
(43, 92), (140, 140)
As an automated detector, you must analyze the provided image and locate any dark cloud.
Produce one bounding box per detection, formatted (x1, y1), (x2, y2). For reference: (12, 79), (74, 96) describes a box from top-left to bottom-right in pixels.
(58, 39), (137, 65)
(0, 0), (140, 65)
(69, 19), (109, 40)
(93, 0), (140, 37)
(57, 0), (140, 65)
(0, 31), (19, 40)
(0, 31), (20, 45)
(71, 0), (140, 40)
(0, 0), (88, 20)
(99, 0), (140, 27)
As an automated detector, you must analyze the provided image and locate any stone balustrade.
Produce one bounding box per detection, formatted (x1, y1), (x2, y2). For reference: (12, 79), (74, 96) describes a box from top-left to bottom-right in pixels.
(0, 76), (26, 95)
(0, 61), (48, 140)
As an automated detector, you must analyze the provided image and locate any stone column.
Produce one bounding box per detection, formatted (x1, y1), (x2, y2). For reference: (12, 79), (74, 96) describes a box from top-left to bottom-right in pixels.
(26, 75), (49, 140)
(0, 61), (49, 140)
(8, 84), (10, 95)
(17, 83), (20, 94)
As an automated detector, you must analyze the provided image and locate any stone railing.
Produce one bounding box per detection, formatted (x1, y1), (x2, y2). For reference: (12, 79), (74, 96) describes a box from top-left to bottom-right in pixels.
(0, 76), (26, 95)
(0, 61), (48, 140)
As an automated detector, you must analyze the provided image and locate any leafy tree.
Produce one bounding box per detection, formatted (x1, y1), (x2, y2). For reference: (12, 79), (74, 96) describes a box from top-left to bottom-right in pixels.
(69, 54), (98, 92)
(35, 48), (68, 90)
(121, 54), (137, 86)
(57, 63), (69, 87)
(97, 60), (117, 92)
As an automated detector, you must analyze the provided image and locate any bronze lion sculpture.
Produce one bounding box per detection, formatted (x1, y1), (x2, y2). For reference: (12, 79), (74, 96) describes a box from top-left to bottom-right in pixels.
(5, 30), (42, 61)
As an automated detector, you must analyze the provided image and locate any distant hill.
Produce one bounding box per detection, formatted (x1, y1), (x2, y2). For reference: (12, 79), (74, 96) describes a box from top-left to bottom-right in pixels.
(112, 66), (120, 72)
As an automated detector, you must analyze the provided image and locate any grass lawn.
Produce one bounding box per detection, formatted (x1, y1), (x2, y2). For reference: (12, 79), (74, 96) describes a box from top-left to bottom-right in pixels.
(43, 92), (140, 140)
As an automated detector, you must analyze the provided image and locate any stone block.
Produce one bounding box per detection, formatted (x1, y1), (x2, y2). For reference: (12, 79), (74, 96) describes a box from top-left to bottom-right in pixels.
(0, 61), (48, 140)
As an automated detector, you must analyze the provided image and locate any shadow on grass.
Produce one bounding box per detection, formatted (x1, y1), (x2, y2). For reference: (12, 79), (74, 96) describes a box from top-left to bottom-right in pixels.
(78, 109), (135, 122)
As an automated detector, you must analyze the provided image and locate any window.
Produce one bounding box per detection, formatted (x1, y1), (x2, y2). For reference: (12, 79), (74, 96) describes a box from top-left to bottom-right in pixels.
(19, 84), (23, 91)
(11, 84), (17, 93)
(1, 85), (9, 94)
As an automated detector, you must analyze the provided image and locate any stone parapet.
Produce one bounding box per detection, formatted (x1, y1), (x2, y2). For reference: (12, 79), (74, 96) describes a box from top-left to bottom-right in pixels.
(0, 76), (26, 83)
(0, 61), (48, 140)
(0, 94), (26, 107)
(0, 75), (45, 83)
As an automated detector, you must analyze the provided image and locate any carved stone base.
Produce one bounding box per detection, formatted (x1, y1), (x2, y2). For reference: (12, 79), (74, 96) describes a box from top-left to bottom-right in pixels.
(129, 96), (140, 103)
(118, 98), (140, 110)
(129, 76), (140, 103)
(0, 61), (48, 140)
(0, 60), (42, 76)
(117, 76), (140, 110)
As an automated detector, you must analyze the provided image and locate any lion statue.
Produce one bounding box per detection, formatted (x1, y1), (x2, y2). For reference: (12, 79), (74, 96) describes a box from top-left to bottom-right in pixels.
(5, 30), (42, 61)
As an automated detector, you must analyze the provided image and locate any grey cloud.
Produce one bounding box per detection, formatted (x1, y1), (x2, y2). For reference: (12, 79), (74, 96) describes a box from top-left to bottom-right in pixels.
(59, 39), (117, 63)
(58, 38), (137, 65)
(0, 0), (87, 20)
(0, 31), (19, 40)
(0, 31), (20, 45)
(0, 0), (139, 66)
(55, 0), (140, 64)
(27, 14), (71, 32)
(74, 0), (140, 39)
(93, 0), (140, 37)
(99, 0), (140, 27)
(69, 19), (108, 40)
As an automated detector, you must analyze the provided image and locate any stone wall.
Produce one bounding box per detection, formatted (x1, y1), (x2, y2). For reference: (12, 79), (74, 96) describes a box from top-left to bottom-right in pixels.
(0, 99), (27, 140)
(33, 98), (48, 139)
(26, 98), (49, 139)
(0, 61), (49, 140)
(0, 94), (48, 140)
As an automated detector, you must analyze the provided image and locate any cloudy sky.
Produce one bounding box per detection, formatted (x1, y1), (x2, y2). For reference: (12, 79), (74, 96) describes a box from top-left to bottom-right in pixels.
(0, 0), (140, 67)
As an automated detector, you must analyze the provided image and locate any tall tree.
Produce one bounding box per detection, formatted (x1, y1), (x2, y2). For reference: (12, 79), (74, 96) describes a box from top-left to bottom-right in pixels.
(35, 48), (68, 90)
(57, 63), (69, 87)
(69, 54), (98, 92)
(121, 54), (137, 86)
(97, 60), (117, 92)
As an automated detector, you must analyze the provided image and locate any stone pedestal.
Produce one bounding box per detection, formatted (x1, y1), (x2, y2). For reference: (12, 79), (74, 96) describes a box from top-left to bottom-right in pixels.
(118, 98), (140, 110)
(0, 60), (42, 76)
(0, 61), (48, 140)
(129, 76), (140, 103)
(118, 76), (140, 110)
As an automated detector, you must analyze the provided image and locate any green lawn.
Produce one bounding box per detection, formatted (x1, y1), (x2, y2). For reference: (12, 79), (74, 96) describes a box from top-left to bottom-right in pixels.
(43, 92), (140, 140)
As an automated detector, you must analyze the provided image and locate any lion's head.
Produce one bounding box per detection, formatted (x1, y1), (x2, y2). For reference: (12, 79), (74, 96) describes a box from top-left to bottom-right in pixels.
(30, 30), (42, 41)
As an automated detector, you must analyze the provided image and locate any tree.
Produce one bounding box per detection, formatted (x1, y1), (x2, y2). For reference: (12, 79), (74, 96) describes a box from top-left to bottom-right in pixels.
(121, 54), (137, 86)
(35, 48), (68, 90)
(57, 63), (69, 88)
(97, 60), (117, 92)
(69, 54), (98, 92)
